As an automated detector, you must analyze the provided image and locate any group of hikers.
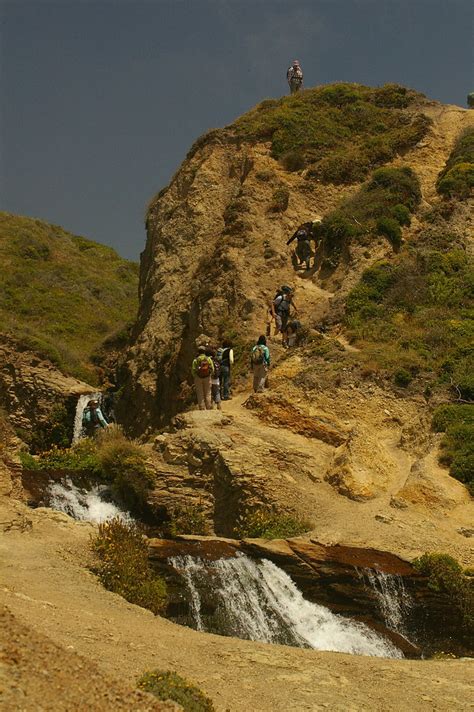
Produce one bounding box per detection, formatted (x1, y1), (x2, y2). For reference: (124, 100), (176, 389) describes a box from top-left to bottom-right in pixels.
(191, 341), (234, 410)
(191, 284), (301, 407)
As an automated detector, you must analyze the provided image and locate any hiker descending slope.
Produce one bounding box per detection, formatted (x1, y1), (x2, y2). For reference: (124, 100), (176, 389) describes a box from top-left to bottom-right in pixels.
(251, 335), (271, 393)
(82, 399), (109, 437)
(192, 345), (215, 410)
(287, 60), (303, 94)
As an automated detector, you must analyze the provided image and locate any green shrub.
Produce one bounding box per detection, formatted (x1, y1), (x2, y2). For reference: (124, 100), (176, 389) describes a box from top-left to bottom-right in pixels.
(20, 439), (102, 475)
(391, 203), (411, 226)
(367, 166), (421, 210)
(96, 428), (155, 512)
(432, 404), (474, 494)
(92, 517), (166, 614)
(166, 502), (210, 536)
(437, 128), (474, 200)
(269, 187), (290, 212)
(234, 508), (311, 539)
(376, 217), (402, 250)
(413, 553), (473, 633)
(394, 368), (412, 387)
(437, 163), (474, 200)
(280, 150), (305, 172)
(137, 670), (215, 712)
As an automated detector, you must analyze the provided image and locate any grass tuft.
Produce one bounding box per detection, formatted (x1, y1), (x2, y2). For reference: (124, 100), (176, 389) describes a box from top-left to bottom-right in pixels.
(138, 670), (215, 711)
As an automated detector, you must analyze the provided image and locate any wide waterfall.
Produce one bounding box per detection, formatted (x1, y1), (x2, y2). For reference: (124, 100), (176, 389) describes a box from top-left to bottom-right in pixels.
(169, 554), (403, 658)
(46, 478), (131, 523)
(72, 392), (101, 443)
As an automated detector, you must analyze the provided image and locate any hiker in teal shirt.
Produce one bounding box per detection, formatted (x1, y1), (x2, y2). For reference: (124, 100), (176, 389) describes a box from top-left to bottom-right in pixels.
(250, 335), (270, 393)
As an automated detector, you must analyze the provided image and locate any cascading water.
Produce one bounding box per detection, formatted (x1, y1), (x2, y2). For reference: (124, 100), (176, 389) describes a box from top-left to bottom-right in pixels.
(72, 393), (101, 443)
(361, 569), (413, 637)
(169, 554), (403, 658)
(46, 478), (131, 523)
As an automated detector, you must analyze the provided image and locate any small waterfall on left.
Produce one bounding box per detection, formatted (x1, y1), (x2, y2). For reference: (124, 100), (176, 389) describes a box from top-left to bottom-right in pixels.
(72, 392), (101, 443)
(45, 478), (132, 523)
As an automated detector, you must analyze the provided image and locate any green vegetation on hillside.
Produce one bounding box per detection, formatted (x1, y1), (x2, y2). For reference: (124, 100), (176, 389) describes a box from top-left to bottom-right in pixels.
(0, 212), (138, 383)
(316, 166), (421, 263)
(232, 83), (431, 183)
(436, 128), (474, 200)
(432, 405), (474, 494)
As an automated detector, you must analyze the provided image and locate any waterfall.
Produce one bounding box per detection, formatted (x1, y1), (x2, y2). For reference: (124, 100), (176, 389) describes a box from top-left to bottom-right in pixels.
(46, 478), (132, 523)
(361, 569), (413, 636)
(72, 393), (101, 443)
(169, 554), (403, 658)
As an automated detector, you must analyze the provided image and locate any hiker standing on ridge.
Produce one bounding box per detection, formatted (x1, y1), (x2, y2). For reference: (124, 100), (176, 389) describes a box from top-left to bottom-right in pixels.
(287, 60), (303, 94)
(217, 339), (234, 401)
(191, 346), (214, 410)
(251, 335), (271, 393)
(82, 399), (109, 437)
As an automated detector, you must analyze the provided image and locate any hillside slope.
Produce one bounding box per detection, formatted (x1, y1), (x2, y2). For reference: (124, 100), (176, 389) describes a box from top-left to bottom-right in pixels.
(123, 83), (472, 432)
(0, 212), (138, 383)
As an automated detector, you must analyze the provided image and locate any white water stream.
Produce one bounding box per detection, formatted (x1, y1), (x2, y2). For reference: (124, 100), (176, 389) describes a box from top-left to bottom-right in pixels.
(46, 479), (131, 523)
(170, 554), (403, 658)
(362, 569), (413, 636)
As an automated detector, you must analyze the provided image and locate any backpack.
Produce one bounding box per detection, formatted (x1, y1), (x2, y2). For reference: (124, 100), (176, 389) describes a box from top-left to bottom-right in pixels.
(196, 356), (211, 378)
(82, 406), (99, 427)
(273, 295), (290, 316)
(251, 345), (266, 365)
(211, 357), (221, 378)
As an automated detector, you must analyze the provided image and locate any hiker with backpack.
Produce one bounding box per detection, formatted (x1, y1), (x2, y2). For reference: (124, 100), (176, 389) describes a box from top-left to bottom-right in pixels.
(271, 286), (297, 340)
(251, 335), (271, 393)
(287, 60), (303, 94)
(82, 399), (109, 437)
(191, 345), (215, 410)
(216, 339), (234, 401)
(206, 346), (222, 410)
(287, 223), (313, 270)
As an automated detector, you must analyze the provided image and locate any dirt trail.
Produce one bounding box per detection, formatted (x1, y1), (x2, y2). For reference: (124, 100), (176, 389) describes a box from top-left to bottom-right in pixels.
(1, 502), (472, 712)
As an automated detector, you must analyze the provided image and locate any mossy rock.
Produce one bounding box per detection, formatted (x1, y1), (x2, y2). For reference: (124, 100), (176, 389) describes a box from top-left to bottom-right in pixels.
(138, 670), (215, 712)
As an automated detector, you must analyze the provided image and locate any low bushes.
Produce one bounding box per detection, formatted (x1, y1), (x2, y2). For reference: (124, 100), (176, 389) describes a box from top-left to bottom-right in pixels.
(166, 502), (210, 536)
(137, 670), (215, 712)
(234, 508), (311, 539)
(345, 243), (473, 407)
(232, 82), (430, 183)
(413, 553), (473, 634)
(432, 405), (474, 495)
(92, 517), (166, 614)
(317, 166), (421, 261)
(437, 128), (474, 200)
(269, 186), (290, 212)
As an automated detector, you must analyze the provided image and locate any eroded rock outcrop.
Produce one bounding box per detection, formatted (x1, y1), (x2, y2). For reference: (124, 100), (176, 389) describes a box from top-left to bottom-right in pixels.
(0, 335), (94, 443)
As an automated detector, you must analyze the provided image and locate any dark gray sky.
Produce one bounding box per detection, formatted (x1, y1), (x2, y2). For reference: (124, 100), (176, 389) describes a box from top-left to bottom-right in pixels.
(1, 0), (473, 261)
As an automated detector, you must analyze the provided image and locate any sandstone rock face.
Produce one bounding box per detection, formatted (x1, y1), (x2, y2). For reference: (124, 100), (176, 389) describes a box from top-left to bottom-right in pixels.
(0, 335), (94, 439)
(121, 136), (344, 433)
